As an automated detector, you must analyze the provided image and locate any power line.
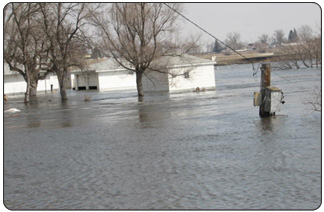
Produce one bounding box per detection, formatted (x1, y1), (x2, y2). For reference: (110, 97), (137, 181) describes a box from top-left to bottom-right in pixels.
(163, 3), (255, 69)
(272, 70), (293, 83)
(164, 4), (297, 85)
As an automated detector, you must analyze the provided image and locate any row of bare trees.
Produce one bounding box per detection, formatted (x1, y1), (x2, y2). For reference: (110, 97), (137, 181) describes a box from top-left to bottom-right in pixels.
(4, 3), (197, 103)
(4, 3), (90, 103)
(274, 25), (321, 70)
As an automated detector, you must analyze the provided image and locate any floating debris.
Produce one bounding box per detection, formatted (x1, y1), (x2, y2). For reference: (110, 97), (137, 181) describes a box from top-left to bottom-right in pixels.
(4, 108), (21, 113)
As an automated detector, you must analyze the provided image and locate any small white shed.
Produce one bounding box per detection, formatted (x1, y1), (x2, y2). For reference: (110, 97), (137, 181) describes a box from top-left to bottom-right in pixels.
(142, 54), (216, 92)
(4, 63), (59, 96)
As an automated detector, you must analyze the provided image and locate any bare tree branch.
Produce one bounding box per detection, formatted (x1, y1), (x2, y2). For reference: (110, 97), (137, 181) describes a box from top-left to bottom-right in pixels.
(90, 3), (199, 100)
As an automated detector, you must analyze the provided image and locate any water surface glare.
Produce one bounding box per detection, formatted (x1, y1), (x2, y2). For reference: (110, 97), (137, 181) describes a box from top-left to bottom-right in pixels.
(4, 64), (321, 209)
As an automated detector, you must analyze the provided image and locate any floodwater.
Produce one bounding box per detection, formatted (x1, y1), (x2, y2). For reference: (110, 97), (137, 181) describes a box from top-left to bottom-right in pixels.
(4, 64), (321, 210)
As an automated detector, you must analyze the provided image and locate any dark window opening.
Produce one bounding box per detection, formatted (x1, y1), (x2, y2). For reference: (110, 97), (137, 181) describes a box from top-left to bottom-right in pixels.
(184, 72), (190, 79)
(78, 86), (86, 90)
(89, 86), (98, 90)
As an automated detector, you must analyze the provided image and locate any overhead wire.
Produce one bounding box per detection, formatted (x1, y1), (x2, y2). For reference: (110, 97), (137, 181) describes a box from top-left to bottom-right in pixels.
(163, 3), (256, 70)
(164, 3), (297, 84)
(271, 70), (293, 83)
(163, 3), (304, 86)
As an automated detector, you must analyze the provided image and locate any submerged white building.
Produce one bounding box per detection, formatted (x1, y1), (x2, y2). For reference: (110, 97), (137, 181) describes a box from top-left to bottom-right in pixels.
(4, 54), (216, 96)
(70, 54), (216, 92)
(4, 63), (59, 96)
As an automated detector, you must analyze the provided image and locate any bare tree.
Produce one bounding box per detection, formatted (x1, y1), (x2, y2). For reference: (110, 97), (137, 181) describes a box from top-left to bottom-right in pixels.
(38, 3), (90, 100)
(182, 35), (203, 54)
(4, 3), (53, 103)
(297, 25), (321, 68)
(90, 3), (195, 101)
(258, 34), (269, 44)
(275, 44), (301, 69)
(313, 36), (322, 68)
(272, 29), (286, 46)
(274, 25), (321, 69)
(298, 25), (313, 41)
(303, 86), (321, 112)
(313, 23), (322, 67)
(224, 32), (244, 51)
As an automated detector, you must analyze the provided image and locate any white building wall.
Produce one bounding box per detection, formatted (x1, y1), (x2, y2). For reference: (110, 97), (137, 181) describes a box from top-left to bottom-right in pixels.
(142, 71), (169, 92)
(168, 64), (216, 92)
(71, 74), (76, 89)
(4, 73), (59, 95)
(98, 70), (136, 91)
(37, 74), (59, 92)
(88, 73), (99, 88)
(71, 72), (99, 90)
(4, 74), (26, 95)
(76, 73), (88, 88)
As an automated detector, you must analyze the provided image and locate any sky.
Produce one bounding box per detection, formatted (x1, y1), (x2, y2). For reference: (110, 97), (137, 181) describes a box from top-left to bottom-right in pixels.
(1, 2), (321, 47)
(179, 3), (321, 45)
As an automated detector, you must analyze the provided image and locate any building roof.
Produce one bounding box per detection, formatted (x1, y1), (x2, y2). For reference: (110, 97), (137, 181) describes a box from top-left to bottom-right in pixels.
(4, 54), (216, 76)
(156, 54), (216, 68)
(72, 54), (216, 73)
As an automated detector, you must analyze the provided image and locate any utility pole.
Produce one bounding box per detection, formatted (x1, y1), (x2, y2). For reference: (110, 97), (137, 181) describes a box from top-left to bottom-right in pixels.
(254, 63), (285, 117)
(259, 64), (271, 117)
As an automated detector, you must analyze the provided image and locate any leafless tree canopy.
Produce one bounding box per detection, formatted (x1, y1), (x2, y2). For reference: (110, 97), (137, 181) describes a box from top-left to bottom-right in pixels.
(4, 3), (92, 102)
(272, 30), (286, 46)
(303, 86), (321, 112)
(92, 3), (182, 69)
(90, 3), (196, 99)
(38, 3), (90, 100)
(4, 3), (50, 102)
(274, 25), (321, 70)
(4, 3), (200, 102)
(259, 34), (269, 44)
(224, 32), (244, 51)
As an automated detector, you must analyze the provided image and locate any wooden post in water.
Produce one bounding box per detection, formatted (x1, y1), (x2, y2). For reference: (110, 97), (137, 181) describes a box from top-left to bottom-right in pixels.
(259, 63), (271, 117)
(254, 63), (284, 117)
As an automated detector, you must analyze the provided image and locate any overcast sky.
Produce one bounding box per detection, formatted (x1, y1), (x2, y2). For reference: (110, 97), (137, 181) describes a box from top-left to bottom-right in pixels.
(1, 2), (320, 46)
(180, 3), (321, 45)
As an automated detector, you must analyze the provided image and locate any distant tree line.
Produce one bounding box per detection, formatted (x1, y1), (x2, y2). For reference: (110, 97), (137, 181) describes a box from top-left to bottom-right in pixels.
(206, 25), (321, 70)
(274, 25), (321, 69)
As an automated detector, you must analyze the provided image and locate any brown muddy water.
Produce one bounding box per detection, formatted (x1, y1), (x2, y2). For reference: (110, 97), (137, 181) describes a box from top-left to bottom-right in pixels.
(3, 64), (321, 209)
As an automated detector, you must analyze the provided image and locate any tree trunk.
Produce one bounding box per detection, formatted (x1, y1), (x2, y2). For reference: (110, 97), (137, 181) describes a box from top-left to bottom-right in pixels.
(25, 78), (31, 103)
(59, 81), (68, 100)
(29, 79), (38, 96)
(136, 71), (144, 102)
(58, 72), (68, 101)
